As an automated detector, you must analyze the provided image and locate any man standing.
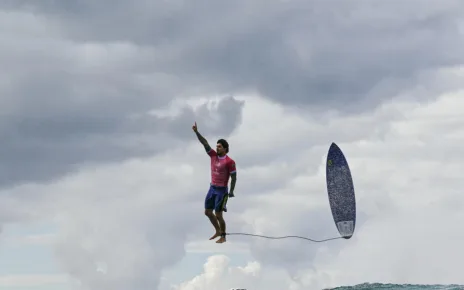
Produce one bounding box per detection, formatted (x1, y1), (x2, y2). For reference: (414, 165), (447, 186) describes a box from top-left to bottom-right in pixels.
(192, 121), (237, 243)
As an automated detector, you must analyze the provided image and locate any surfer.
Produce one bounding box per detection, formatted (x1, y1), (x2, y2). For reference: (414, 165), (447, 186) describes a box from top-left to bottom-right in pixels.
(192, 121), (237, 243)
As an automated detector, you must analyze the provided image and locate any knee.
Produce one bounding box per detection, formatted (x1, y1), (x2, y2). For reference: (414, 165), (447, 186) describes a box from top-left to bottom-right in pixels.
(204, 209), (213, 216)
(214, 211), (223, 220)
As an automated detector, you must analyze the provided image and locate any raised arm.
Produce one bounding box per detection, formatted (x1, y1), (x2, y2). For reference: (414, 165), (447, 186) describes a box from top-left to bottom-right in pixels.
(192, 122), (212, 153)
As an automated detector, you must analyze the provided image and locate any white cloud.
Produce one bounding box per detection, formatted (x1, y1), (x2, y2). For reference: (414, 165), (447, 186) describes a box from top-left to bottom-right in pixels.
(171, 77), (464, 289)
(1, 71), (464, 289)
(170, 255), (293, 290)
(185, 240), (250, 254)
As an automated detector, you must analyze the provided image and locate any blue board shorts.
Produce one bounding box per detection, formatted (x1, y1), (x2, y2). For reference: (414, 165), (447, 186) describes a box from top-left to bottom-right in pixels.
(205, 184), (229, 212)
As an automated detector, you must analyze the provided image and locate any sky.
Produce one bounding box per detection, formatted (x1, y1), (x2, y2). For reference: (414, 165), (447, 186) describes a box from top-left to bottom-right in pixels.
(1, 0), (464, 289)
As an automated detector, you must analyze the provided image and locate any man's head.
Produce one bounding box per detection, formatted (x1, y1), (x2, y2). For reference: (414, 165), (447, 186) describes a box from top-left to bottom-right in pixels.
(216, 139), (229, 156)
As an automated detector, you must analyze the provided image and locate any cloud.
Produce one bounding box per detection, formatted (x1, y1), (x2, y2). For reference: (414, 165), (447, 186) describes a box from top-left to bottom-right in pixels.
(1, 1), (463, 187)
(1, 233), (56, 246)
(241, 92), (464, 288)
(2, 151), (205, 290)
(171, 255), (293, 290)
(0, 7), (245, 187)
(3, 1), (463, 117)
(1, 85), (463, 290)
(0, 84), (464, 289)
(0, 274), (69, 287)
(165, 83), (464, 290)
(1, 1), (464, 290)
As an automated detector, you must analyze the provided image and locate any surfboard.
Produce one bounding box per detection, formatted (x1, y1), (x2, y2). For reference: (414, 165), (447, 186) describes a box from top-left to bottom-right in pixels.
(326, 142), (356, 239)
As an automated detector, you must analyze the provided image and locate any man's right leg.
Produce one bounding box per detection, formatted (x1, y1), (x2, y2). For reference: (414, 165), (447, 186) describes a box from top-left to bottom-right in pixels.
(214, 190), (228, 244)
(204, 186), (221, 240)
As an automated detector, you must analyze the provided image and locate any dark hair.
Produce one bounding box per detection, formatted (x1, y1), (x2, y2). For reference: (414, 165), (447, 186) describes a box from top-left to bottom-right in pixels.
(217, 139), (229, 153)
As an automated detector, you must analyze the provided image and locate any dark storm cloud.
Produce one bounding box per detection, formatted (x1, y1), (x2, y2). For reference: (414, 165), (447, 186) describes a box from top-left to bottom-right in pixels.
(0, 2), (246, 187)
(0, 34), (243, 186)
(0, 95), (242, 187)
(1, 0), (463, 186)
(4, 0), (463, 110)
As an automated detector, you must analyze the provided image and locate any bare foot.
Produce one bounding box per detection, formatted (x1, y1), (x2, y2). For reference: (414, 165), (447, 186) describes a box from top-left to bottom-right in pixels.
(216, 236), (226, 243)
(209, 232), (220, 240)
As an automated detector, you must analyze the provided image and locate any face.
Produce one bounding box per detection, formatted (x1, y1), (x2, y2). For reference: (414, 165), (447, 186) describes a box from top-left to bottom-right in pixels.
(216, 143), (226, 155)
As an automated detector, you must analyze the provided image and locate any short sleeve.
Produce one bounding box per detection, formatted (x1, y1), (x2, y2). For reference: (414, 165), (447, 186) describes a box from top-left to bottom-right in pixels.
(207, 148), (217, 157)
(228, 160), (236, 174)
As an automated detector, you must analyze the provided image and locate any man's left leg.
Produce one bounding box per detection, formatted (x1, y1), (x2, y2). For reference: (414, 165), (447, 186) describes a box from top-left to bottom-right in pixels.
(215, 210), (226, 243)
(214, 191), (229, 243)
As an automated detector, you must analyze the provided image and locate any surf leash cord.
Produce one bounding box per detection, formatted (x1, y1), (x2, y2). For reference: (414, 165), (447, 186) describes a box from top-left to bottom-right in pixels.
(225, 232), (344, 242)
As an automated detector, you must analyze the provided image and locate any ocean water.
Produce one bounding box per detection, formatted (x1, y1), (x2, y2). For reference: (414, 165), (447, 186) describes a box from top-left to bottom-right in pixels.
(327, 283), (464, 290)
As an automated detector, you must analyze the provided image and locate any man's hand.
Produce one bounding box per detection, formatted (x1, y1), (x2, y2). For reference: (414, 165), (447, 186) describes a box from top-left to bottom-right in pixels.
(193, 122), (211, 152)
(192, 121), (198, 132)
(228, 191), (235, 198)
